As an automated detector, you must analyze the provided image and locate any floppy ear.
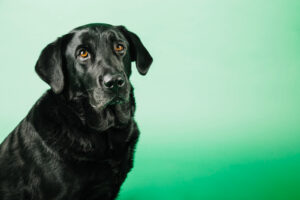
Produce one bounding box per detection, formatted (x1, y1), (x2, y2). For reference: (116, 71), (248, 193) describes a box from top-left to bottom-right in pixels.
(35, 34), (72, 94)
(117, 26), (153, 75)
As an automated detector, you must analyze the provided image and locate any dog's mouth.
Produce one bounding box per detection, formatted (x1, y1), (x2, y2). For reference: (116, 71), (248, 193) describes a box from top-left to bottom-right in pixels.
(108, 97), (126, 105)
(89, 96), (127, 111)
(86, 86), (131, 113)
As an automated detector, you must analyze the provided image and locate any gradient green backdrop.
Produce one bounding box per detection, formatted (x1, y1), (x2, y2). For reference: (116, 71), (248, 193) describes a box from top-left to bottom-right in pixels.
(1, 0), (300, 199)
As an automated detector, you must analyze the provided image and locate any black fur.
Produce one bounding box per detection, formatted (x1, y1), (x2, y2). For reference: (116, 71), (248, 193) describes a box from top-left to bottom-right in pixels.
(0, 23), (153, 200)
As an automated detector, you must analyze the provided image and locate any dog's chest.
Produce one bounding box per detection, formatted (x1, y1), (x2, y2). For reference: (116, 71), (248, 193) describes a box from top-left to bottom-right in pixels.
(59, 131), (133, 199)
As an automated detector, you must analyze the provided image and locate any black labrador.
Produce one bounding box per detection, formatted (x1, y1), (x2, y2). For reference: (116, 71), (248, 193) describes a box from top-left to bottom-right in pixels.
(0, 23), (153, 200)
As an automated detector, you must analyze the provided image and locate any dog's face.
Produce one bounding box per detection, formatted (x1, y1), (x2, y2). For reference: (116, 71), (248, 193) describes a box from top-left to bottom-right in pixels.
(65, 25), (133, 110)
(35, 23), (152, 130)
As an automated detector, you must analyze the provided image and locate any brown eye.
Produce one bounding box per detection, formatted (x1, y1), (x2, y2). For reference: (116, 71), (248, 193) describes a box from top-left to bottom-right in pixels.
(114, 44), (125, 52)
(79, 49), (89, 58)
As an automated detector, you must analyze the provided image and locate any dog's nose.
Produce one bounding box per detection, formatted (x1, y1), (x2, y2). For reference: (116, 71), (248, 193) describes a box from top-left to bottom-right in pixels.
(102, 74), (125, 90)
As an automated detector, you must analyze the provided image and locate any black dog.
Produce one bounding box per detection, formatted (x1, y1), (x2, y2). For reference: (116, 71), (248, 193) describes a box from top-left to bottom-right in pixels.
(0, 23), (152, 200)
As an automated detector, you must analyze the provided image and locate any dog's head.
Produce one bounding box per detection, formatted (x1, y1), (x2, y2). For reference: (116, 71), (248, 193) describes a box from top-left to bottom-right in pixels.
(35, 23), (152, 130)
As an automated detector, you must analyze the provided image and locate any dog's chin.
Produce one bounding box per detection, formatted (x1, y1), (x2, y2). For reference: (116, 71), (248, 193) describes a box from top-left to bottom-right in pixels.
(86, 97), (131, 132)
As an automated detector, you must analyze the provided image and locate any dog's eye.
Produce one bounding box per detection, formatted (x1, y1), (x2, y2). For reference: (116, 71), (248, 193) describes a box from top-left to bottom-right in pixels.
(78, 49), (89, 59)
(114, 44), (125, 53)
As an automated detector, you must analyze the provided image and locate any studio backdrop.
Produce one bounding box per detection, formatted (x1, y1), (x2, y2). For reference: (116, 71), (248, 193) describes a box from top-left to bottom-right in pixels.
(0, 0), (300, 199)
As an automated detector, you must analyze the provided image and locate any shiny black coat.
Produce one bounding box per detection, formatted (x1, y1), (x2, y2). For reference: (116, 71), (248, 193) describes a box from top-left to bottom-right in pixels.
(0, 23), (152, 200)
(0, 89), (139, 200)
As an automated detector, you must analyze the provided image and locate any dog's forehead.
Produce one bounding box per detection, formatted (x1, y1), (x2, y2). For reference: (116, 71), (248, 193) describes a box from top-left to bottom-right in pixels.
(69, 27), (127, 48)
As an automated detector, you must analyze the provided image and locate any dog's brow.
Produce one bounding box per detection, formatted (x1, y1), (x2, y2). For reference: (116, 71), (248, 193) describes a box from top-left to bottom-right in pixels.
(74, 30), (99, 50)
(78, 31), (94, 42)
(102, 30), (126, 43)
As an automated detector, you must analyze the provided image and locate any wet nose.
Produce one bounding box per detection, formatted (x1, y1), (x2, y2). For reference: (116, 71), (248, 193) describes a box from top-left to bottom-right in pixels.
(102, 74), (125, 90)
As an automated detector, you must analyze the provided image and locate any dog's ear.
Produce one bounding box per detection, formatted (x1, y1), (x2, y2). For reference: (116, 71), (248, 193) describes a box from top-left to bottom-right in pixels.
(35, 34), (72, 94)
(117, 26), (153, 75)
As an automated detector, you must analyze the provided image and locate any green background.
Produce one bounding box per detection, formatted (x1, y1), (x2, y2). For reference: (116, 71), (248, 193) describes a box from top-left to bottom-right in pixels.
(1, 0), (300, 199)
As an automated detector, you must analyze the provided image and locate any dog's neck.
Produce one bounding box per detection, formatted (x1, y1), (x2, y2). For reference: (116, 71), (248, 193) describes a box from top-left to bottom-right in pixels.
(29, 89), (136, 162)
